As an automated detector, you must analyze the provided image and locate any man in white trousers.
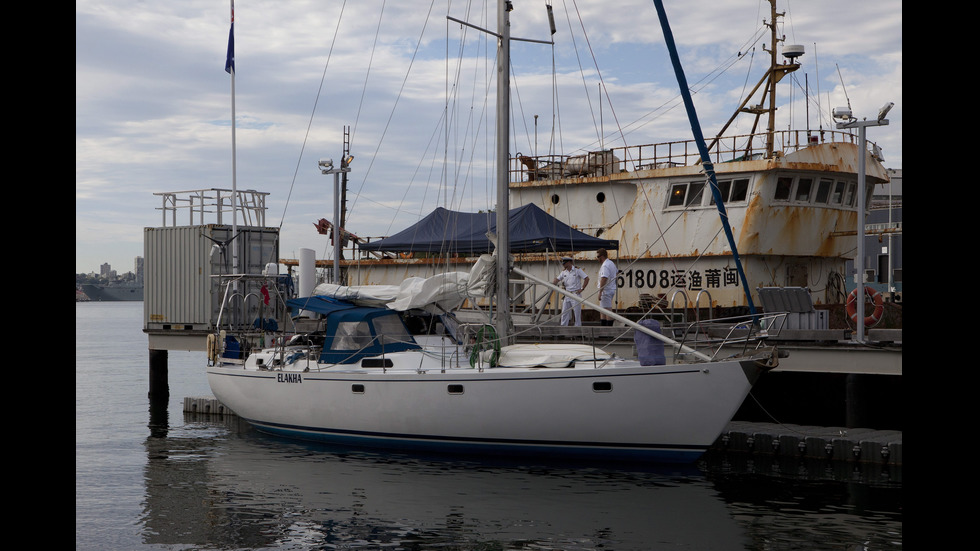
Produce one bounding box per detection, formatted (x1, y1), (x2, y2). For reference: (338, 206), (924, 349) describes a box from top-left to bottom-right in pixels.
(553, 257), (589, 326)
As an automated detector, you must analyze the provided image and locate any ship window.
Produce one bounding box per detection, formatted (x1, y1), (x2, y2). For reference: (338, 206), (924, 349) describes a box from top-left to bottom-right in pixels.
(667, 184), (687, 207)
(667, 183), (687, 206)
(730, 179), (749, 202)
(844, 182), (857, 206)
(774, 177), (793, 201)
(596, 191), (606, 203)
(709, 180), (731, 205)
(794, 178), (813, 202)
(686, 182), (705, 206)
(709, 178), (749, 205)
(352, 384), (365, 393)
(593, 381), (612, 392)
(551, 194), (560, 204)
(830, 181), (846, 205)
(728, 178), (749, 203)
(667, 181), (711, 208)
(448, 384), (464, 394)
(815, 178), (832, 203)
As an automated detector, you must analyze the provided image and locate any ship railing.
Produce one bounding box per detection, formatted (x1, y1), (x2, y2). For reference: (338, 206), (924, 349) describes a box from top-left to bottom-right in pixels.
(154, 188), (270, 227)
(510, 129), (878, 182)
(671, 312), (789, 361)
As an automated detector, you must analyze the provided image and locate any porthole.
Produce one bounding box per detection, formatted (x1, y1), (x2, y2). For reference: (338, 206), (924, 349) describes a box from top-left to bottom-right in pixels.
(596, 192), (606, 203)
(551, 194), (560, 204)
(448, 384), (464, 394)
(592, 381), (612, 392)
(352, 384), (365, 393)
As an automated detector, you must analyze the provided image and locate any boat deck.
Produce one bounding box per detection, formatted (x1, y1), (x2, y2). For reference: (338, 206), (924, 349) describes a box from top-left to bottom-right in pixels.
(511, 323), (902, 376)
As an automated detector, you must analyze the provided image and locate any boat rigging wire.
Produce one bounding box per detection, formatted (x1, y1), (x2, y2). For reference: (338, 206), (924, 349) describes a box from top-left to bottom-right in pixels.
(275, 0), (348, 233)
(346, 0), (439, 225)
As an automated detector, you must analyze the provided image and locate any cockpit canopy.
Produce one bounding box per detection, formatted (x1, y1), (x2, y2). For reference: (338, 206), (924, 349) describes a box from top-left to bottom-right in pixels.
(287, 296), (420, 364)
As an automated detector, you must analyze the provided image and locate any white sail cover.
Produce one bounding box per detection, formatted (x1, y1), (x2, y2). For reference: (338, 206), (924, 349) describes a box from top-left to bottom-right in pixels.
(493, 344), (612, 368)
(312, 254), (495, 312)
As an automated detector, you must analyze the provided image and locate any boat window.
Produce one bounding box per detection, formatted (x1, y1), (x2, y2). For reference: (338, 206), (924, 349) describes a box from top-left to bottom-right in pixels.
(730, 179), (749, 202)
(830, 181), (846, 205)
(774, 177), (793, 201)
(596, 191), (606, 203)
(448, 384), (464, 394)
(361, 358), (394, 368)
(686, 182), (705, 206)
(844, 182), (857, 206)
(372, 314), (415, 346)
(865, 184), (874, 211)
(667, 183), (687, 206)
(551, 194), (560, 204)
(709, 180), (731, 205)
(592, 381), (612, 392)
(794, 178), (813, 202)
(352, 384), (365, 393)
(331, 321), (375, 350)
(815, 178), (832, 203)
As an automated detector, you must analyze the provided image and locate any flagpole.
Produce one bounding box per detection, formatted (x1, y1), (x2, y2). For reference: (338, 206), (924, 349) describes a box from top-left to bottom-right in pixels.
(226, 0), (238, 277)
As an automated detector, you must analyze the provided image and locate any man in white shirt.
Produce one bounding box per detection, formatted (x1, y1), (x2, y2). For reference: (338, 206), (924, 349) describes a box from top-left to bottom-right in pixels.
(553, 257), (589, 326)
(596, 248), (618, 326)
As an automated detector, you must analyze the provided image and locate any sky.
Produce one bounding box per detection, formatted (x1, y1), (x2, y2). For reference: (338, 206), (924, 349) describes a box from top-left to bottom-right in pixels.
(76, 0), (902, 275)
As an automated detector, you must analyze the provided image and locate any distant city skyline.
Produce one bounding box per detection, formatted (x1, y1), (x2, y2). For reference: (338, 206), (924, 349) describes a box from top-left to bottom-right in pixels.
(79, 256), (144, 277)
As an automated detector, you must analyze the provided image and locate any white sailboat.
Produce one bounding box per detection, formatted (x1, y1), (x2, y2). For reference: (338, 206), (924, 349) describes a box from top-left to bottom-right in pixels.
(206, 0), (781, 464)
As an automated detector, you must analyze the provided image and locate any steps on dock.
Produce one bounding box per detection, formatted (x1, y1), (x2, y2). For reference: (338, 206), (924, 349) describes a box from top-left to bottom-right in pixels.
(183, 396), (236, 416)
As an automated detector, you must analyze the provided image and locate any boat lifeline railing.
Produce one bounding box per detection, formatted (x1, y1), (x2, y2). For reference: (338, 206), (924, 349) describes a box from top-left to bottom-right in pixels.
(672, 312), (789, 361)
(509, 129), (878, 182)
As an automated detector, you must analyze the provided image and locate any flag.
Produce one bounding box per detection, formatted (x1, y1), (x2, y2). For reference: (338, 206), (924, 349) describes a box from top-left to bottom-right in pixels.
(224, 22), (235, 74)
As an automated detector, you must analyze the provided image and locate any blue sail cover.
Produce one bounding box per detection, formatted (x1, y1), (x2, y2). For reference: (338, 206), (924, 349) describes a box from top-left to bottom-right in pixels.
(359, 203), (618, 254)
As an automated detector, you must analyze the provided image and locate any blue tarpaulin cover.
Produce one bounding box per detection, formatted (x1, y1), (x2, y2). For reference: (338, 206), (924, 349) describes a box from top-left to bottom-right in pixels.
(287, 296), (361, 316)
(358, 203), (619, 254)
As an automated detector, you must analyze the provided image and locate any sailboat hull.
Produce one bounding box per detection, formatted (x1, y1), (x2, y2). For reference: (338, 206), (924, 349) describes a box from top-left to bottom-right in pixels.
(207, 357), (762, 463)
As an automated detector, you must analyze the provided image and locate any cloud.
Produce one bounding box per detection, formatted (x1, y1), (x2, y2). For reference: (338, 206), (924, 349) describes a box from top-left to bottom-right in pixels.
(76, 0), (901, 274)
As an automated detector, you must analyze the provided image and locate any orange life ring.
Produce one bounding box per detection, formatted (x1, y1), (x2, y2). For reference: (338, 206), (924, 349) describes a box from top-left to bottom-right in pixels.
(846, 286), (884, 327)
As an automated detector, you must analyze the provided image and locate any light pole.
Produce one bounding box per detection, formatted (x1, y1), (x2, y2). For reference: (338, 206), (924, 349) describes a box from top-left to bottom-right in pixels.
(833, 102), (893, 342)
(318, 156), (353, 284)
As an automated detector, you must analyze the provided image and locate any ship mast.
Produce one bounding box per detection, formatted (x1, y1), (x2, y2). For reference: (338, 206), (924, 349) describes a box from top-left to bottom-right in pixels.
(707, 0), (801, 159)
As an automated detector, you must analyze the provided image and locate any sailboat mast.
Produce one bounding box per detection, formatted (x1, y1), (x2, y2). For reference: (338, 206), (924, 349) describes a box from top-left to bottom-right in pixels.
(495, 0), (512, 346)
(227, 0), (239, 276)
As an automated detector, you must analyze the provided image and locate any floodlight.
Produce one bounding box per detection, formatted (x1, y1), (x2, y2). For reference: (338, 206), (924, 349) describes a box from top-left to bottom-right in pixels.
(877, 102), (894, 122)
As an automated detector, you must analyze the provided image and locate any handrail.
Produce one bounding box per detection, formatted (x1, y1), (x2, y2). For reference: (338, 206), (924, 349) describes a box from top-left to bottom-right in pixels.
(693, 289), (713, 324)
(668, 290), (689, 324)
(509, 129), (878, 182)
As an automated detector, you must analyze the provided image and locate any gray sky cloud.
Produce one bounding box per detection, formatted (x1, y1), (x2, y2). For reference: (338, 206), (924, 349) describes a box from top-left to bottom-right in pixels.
(76, 0), (901, 274)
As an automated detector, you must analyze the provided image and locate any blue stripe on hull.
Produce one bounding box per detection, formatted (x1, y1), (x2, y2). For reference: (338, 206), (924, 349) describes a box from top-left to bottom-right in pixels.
(244, 419), (706, 464)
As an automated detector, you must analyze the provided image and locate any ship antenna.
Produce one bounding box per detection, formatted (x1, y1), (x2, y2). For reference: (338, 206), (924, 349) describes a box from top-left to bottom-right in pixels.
(836, 63), (852, 112)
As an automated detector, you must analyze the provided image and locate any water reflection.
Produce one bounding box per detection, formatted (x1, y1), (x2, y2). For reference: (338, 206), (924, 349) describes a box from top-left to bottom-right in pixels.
(142, 415), (748, 549)
(140, 414), (900, 550)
